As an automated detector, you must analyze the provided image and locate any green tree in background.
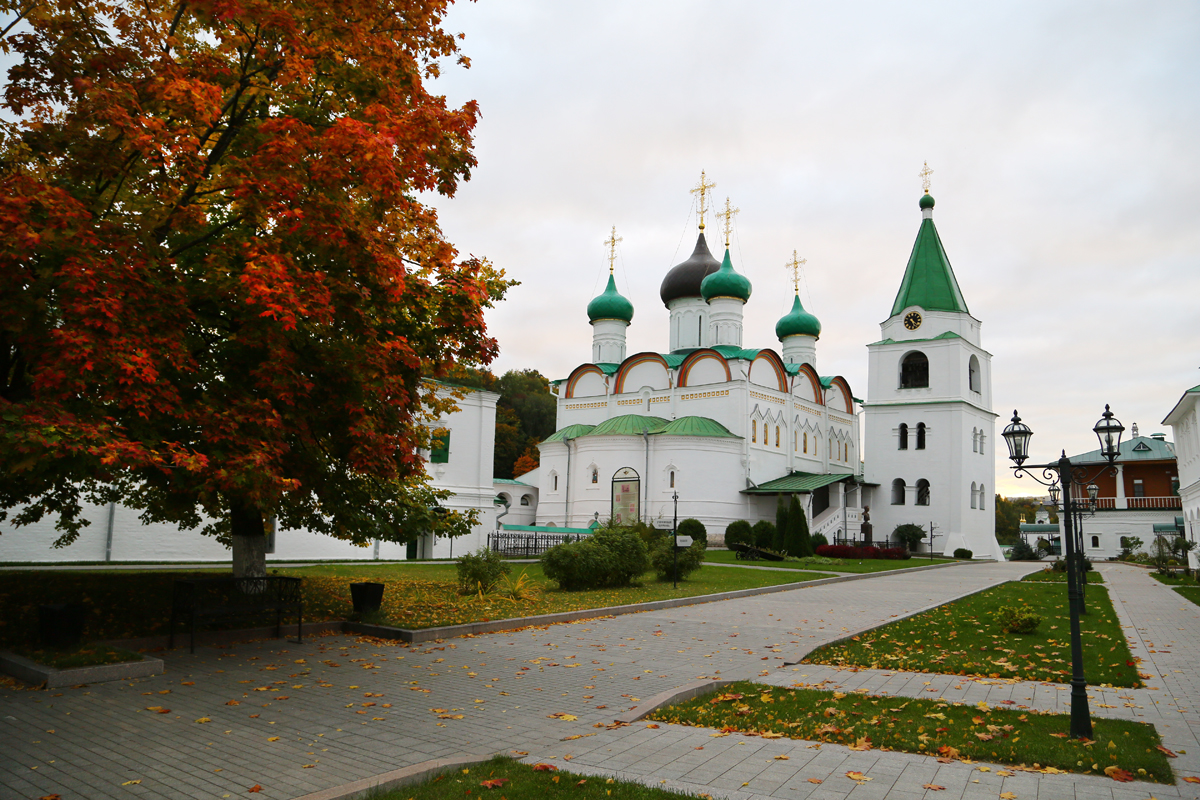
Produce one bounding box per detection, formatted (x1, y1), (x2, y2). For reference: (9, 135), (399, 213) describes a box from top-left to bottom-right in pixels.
(786, 494), (812, 557)
(774, 495), (789, 552)
(494, 369), (556, 479)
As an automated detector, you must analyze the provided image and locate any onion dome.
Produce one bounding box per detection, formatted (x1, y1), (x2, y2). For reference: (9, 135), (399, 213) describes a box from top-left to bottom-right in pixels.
(775, 293), (821, 339)
(659, 232), (721, 306)
(919, 193), (935, 210)
(587, 273), (634, 323)
(701, 248), (752, 302)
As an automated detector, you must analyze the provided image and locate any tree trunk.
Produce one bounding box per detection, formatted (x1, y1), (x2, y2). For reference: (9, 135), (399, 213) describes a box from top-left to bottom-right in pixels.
(230, 499), (267, 578)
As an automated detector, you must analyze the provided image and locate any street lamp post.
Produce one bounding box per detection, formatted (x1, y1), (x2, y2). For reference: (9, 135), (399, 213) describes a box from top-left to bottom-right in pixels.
(1001, 405), (1124, 740)
(672, 491), (679, 590)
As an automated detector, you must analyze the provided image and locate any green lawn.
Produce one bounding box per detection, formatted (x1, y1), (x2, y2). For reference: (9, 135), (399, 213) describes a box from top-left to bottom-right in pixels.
(804, 581), (1141, 687)
(7, 642), (144, 669)
(1021, 569), (1105, 584)
(378, 757), (697, 800)
(705, 550), (962, 573)
(0, 562), (826, 647)
(1175, 587), (1200, 608)
(1149, 571), (1199, 587)
(651, 682), (1173, 783)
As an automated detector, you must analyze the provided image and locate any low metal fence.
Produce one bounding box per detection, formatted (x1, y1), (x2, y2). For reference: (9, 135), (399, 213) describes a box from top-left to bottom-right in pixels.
(487, 531), (590, 557)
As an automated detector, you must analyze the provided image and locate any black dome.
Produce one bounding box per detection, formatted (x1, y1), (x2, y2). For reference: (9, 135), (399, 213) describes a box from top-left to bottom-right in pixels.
(659, 232), (721, 306)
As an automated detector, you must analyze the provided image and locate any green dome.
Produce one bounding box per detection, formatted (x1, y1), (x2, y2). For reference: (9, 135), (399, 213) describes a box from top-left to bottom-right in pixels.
(587, 273), (634, 323)
(700, 249), (752, 302)
(775, 294), (821, 339)
(919, 193), (935, 210)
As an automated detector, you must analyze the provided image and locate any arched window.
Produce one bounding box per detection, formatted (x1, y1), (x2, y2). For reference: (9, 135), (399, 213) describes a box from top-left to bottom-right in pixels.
(520, 495), (531, 506)
(794, 431), (798, 452)
(776, 426), (781, 448)
(591, 469), (598, 484)
(916, 422), (926, 450)
(670, 470), (675, 488)
(892, 479), (907, 505)
(898, 423), (909, 450)
(978, 485), (985, 510)
(916, 479), (931, 506)
(969, 355), (981, 393)
(803, 432), (808, 453)
(970, 481), (977, 509)
(1091, 535), (1099, 548)
(751, 419), (757, 443)
(553, 474), (558, 491)
(972, 428), (978, 453)
(978, 434), (985, 455)
(900, 351), (929, 389)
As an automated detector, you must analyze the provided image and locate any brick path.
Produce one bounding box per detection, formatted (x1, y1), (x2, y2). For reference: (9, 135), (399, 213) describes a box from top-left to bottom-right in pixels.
(2, 561), (1198, 800)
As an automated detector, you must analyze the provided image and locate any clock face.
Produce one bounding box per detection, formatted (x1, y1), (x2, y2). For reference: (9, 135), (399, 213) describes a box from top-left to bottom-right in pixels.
(903, 311), (923, 331)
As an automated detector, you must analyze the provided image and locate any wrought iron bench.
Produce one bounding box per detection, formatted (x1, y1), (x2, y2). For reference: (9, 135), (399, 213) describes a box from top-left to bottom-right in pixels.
(169, 576), (303, 654)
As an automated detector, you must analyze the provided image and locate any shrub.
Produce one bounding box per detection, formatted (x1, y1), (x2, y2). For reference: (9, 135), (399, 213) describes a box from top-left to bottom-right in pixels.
(785, 494), (812, 558)
(995, 605), (1042, 635)
(953, 548), (973, 560)
(752, 520), (777, 549)
(651, 538), (706, 582)
(810, 532), (828, 550)
(455, 548), (510, 594)
(893, 523), (926, 553)
(723, 520), (753, 548)
(677, 518), (707, 546)
(774, 496), (788, 552)
(496, 569), (540, 602)
(541, 527), (649, 591)
(1009, 539), (1040, 561)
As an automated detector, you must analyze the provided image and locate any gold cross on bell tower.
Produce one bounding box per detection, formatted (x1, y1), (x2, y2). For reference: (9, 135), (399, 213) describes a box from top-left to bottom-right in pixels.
(604, 225), (622, 274)
(690, 170), (716, 230)
(785, 250), (807, 295)
(919, 161), (934, 194)
(716, 197), (739, 248)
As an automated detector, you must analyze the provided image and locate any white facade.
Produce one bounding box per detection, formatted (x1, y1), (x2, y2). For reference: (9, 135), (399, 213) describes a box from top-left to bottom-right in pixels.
(1163, 388), (1200, 568)
(0, 385), (502, 563)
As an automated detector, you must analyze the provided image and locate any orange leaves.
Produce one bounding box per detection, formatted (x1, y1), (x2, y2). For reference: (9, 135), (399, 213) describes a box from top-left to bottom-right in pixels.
(531, 764), (557, 772)
(922, 784), (946, 791)
(847, 736), (872, 751)
(248, 786), (262, 793)
(1182, 776), (1200, 783)
(145, 706), (170, 714)
(1155, 745), (1177, 758)
(1103, 766), (1135, 782)
(547, 712), (578, 721)
(479, 778), (509, 789)
(844, 771), (872, 784)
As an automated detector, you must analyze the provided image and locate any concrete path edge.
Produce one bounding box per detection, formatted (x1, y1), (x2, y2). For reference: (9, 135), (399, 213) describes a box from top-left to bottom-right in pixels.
(0, 649), (164, 688)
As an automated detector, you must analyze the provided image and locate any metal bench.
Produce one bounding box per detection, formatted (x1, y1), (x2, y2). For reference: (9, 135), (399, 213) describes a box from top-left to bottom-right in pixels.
(169, 576), (303, 654)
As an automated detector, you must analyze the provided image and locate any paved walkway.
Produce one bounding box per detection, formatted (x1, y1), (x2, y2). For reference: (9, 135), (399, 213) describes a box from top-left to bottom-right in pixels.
(2, 561), (1197, 800)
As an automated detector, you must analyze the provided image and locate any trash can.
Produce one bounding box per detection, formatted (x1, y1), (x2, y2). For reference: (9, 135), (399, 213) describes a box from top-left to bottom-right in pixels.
(38, 603), (87, 649)
(349, 582), (385, 614)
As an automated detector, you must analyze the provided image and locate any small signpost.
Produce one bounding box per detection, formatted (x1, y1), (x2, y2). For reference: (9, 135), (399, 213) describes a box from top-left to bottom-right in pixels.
(652, 519), (674, 530)
(674, 535), (694, 548)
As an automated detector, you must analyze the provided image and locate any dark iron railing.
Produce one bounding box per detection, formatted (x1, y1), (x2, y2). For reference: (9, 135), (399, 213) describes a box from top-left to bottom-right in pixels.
(487, 531), (589, 557)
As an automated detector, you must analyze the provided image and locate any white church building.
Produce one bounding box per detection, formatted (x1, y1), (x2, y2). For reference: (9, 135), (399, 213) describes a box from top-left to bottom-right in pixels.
(527, 182), (1002, 559)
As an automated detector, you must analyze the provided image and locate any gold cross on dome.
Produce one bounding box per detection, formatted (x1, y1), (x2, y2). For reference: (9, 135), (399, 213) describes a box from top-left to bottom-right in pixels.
(786, 250), (807, 294)
(716, 197), (739, 247)
(920, 161), (934, 194)
(689, 170), (716, 230)
(604, 225), (622, 274)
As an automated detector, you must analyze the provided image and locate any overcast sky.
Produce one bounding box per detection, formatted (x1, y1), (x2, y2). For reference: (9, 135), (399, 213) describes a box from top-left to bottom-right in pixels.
(423, 0), (1200, 497)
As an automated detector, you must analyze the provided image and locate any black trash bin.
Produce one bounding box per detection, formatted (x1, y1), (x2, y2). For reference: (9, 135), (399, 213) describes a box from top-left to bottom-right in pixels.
(349, 582), (385, 614)
(38, 603), (87, 649)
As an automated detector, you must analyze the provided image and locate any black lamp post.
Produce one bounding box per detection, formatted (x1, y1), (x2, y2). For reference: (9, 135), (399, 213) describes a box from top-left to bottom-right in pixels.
(1001, 405), (1124, 740)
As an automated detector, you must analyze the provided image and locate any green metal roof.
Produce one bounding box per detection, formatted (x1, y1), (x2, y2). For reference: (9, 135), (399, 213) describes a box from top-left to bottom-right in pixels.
(1153, 523), (1184, 533)
(543, 423), (596, 443)
(775, 293), (821, 339)
(494, 478), (531, 486)
(658, 416), (740, 438)
(499, 524), (595, 535)
(890, 196), (970, 316)
(869, 331), (965, 346)
(1019, 524), (1060, 533)
(589, 414), (670, 436)
(742, 471), (854, 494)
(701, 248), (753, 302)
(710, 345), (761, 360)
(1069, 435), (1175, 464)
(587, 273), (634, 323)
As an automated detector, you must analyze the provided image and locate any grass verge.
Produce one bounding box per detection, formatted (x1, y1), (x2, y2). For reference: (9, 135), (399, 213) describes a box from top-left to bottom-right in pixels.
(1174, 587), (1200, 608)
(650, 681), (1173, 783)
(7, 643), (144, 669)
(1149, 571), (1199, 587)
(376, 756), (696, 800)
(704, 550), (960, 573)
(1021, 569), (1105, 584)
(0, 563), (825, 645)
(804, 581), (1141, 687)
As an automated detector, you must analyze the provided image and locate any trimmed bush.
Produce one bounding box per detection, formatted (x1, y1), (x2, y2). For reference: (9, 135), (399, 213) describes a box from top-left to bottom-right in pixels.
(651, 538), (706, 582)
(893, 523), (927, 553)
(455, 548), (510, 594)
(1009, 539), (1040, 561)
(953, 548), (973, 560)
(815, 544), (910, 560)
(810, 532), (828, 550)
(774, 496), (788, 552)
(677, 518), (707, 546)
(752, 520), (777, 549)
(995, 605), (1042, 635)
(541, 527), (649, 591)
(786, 494), (811, 558)
(724, 520), (753, 548)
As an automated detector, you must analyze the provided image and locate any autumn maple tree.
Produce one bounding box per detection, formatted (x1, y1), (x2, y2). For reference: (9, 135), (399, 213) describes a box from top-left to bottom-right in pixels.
(0, 0), (511, 573)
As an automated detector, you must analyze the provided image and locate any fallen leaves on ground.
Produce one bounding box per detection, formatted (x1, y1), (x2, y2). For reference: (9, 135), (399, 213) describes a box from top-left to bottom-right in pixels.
(547, 712), (577, 721)
(480, 778), (509, 789)
(1155, 745), (1177, 758)
(532, 763), (557, 771)
(845, 771), (871, 783)
(145, 706), (170, 714)
(1104, 766), (1135, 782)
(922, 784), (945, 791)
(248, 786), (262, 794)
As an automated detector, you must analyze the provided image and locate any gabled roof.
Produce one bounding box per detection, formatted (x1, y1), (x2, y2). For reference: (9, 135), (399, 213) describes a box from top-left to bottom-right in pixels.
(890, 196), (969, 316)
(1069, 435), (1175, 464)
(742, 471), (854, 494)
(1162, 384), (1200, 426)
